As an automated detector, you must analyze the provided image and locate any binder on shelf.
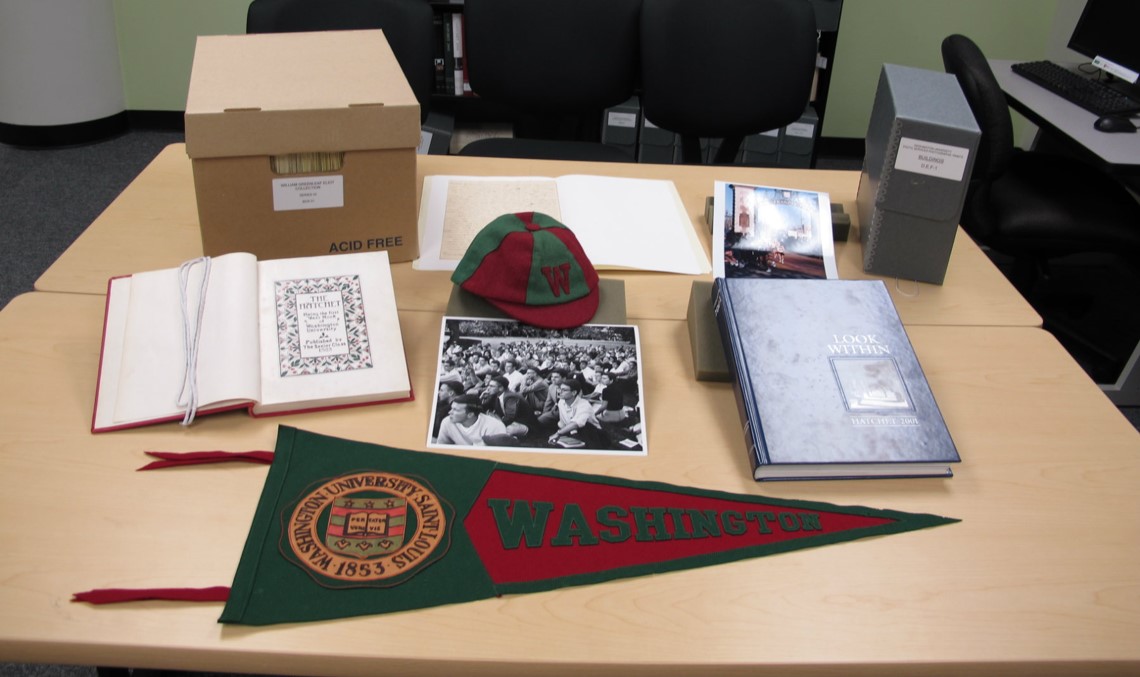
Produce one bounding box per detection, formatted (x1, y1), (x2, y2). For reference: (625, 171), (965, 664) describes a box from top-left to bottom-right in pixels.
(432, 12), (447, 95)
(602, 96), (641, 158)
(441, 11), (456, 96)
(419, 110), (455, 156)
(637, 118), (678, 164)
(451, 12), (466, 96)
(740, 129), (781, 167)
(777, 105), (819, 168)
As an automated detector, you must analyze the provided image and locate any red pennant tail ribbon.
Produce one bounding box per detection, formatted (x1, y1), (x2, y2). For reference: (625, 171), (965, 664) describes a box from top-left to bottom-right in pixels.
(72, 587), (231, 604)
(81, 450), (261, 602)
(138, 451), (275, 470)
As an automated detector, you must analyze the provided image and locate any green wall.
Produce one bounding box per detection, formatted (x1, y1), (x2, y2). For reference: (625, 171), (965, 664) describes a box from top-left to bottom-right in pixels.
(113, 0), (248, 111)
(112, 0), (1063, 141)
(825, 0), (1058, 138)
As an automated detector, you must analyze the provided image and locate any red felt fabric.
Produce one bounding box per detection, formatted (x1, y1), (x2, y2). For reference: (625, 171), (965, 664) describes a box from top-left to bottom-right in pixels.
(483, 287), (599, 329)
(72, 587), (231, 604)
(137, 451), (274, 470)
(462, 228), (536, 304)
(465, 470), (895, 585)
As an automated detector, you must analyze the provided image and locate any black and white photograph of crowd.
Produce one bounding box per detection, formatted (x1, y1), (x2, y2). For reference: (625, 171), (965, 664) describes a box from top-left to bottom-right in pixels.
(427, 317), (647, 455)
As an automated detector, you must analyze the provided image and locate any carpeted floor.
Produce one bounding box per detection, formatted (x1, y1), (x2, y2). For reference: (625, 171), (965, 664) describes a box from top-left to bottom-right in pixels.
(0, 129), (185, 309)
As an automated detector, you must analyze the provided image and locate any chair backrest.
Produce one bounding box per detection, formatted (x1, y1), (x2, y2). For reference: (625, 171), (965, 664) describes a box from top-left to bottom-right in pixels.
(463, 0), (641, 141)
(640, 0), (817, 164)
(246, 0), (434, 123)
(940, 34), (1014, 183)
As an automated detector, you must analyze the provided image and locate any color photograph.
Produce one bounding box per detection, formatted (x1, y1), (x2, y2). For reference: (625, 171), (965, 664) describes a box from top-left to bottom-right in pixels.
(712, 181), (837, 280)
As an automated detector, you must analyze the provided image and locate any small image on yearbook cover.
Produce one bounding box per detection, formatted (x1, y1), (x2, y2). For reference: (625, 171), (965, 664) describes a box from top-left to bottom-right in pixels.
(830, 357), (914, 413)
(427, 317), (647, 456)
(712, 181), (837, 280)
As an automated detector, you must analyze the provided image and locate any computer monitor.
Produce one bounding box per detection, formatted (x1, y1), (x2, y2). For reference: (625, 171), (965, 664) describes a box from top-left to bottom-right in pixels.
(1067, 0), (1140, 84)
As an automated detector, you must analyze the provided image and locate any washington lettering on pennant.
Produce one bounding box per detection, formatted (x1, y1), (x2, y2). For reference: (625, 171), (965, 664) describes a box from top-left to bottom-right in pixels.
(463, 469), (914, 591)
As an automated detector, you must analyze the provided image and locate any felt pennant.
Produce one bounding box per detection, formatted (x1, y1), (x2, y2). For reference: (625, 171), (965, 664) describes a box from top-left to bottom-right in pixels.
(74, 427), (958, 624)
(215, 427), (957, 625)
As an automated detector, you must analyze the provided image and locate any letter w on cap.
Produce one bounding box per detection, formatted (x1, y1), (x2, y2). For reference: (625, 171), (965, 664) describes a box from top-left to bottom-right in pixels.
(541, 263), (572, 297)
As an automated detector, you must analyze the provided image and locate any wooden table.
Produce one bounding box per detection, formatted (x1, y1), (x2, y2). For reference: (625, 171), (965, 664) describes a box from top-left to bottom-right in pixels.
(1, 291), (1137, 676)
(35, 145), (1040, 327)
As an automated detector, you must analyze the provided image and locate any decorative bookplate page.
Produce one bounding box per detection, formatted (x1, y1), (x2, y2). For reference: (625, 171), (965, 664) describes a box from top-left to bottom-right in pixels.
(275, 275), (374, 377)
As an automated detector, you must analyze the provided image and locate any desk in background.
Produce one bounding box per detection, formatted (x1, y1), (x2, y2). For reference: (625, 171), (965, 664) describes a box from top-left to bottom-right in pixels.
(989, 59), (1140, 168)
(34, 144), (1040, 328)
(0, 291), (1137, 676)
(992, 59), (1140, 406)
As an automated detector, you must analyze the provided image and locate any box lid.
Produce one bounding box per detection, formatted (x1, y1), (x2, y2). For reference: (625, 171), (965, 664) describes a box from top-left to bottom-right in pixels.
(185, 30), (420, 158)
(882, 63), (979, 133)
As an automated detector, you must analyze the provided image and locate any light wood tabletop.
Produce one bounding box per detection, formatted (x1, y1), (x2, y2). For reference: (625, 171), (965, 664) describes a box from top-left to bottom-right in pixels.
(0, 291), (1135, 676)
(35, 145), (1040, 327)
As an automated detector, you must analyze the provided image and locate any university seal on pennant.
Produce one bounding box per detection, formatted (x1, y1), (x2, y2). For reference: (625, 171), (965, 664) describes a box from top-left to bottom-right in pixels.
(327, 496), (407, 557)
(281, 471), (452, 588)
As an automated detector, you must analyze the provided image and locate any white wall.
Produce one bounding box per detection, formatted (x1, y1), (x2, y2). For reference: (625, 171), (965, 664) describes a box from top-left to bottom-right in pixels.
(0, 0), (126, 125)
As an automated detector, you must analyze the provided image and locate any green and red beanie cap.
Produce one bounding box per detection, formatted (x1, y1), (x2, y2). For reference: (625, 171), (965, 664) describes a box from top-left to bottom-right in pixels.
(451, 212), (600, 329)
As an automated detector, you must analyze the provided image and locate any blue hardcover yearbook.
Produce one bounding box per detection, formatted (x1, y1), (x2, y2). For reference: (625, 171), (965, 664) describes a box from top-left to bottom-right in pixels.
(712, 278), (959, 480)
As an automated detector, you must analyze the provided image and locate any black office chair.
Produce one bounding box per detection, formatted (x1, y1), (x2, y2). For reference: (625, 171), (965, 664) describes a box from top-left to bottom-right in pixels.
(640, 0), (817, 165)
(456, 0), (640, 162)
(246, 0), (434, 124)
(942, 34), (1140, 375)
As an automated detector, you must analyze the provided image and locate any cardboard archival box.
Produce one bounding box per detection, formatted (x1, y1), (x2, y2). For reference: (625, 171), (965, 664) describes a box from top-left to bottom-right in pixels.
(857, 64), (980, 284)
(185, 30), (420, 263)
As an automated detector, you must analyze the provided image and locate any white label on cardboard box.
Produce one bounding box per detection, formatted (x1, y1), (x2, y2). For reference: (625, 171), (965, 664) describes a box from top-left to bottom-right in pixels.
(608, 111), (638, 128)
(894, 137), (970, 182)
(272, 176), (345, 211)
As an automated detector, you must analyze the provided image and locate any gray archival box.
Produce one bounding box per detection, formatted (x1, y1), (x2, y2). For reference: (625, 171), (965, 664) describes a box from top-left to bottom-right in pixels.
(857, 63), (980, 284)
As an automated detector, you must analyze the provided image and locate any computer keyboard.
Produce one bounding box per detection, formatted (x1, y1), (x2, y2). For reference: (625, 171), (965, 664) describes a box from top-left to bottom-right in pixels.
(1010, 60), (1140, 117)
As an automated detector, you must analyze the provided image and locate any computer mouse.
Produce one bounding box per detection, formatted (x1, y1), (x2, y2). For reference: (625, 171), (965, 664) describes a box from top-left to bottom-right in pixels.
(1094, 115), (1137, 133)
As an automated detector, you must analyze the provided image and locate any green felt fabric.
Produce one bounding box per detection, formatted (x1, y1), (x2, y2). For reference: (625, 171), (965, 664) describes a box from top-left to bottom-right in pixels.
(220, 426), (959, 625)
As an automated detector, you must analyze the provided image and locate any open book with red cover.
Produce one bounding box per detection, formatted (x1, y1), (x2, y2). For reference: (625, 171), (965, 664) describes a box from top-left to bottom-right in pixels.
(92, 250), (412, 433)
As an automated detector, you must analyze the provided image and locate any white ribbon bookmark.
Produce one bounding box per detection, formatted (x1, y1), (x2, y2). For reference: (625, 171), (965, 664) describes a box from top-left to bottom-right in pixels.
(177, 257), (212, 426)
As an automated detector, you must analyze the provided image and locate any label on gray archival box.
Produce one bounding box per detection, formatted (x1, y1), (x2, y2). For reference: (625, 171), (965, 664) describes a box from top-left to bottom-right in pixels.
(894, 137), (970, 182)
(272, 176), (345, 211)
(785, 122), (815, 139)
(607, 111), (638, 129)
